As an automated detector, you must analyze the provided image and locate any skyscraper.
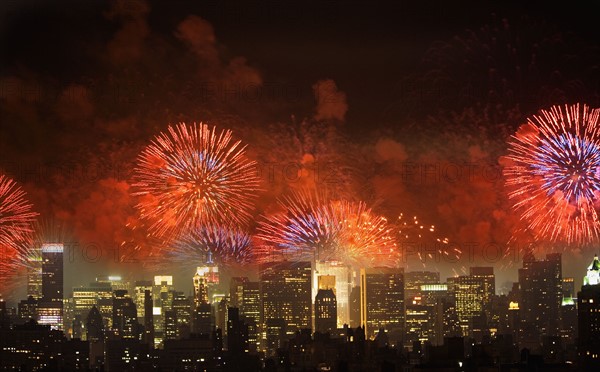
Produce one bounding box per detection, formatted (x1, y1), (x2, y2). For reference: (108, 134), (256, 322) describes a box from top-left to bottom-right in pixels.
(112, 290), (138, 339)
(26, 249), (42, 300)
(134, 280), (153, 319)
(194, 254), (220, 303)
(315, 288), (337, 333)
(404, 271), (440, 303)
(360, 267), (404, 340)
(518, 252), (562, 349)
(314, 260), (352, 327)
(153, 275), (173, 347)
(451, 267), (495, 338)
(230, 278), (261, 352)
(260, 261), (312, 337)
(38, 244), (64, 330)
(578, 255), (600, 369)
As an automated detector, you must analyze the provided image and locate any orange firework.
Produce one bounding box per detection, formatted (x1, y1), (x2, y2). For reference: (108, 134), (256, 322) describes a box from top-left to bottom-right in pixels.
(257, 189), (397, 268)
(132, 123), (260, 238)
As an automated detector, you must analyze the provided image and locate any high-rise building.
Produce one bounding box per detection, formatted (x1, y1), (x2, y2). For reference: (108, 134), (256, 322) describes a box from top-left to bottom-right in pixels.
(404, 271), (440, 303)
(227, 307), (249, 355)
(153, 275), (174, 347)
(38, 244), (64, 330)
(192, 303), (213, 335)
(143, 289), (154, 347)
(349, 286), (361, 328)
(96, 275), (130, 293)
(314, 260), (352, 327)
(360, 267), (404, 340)
(518, 252), (562, 349)
(578, 255), (600, 369)
(18, 296), (38, 323)
(469, 267), (495, 312)
(134, 280), (153, 319)
(112, 290), (138, 339)
(86, 305), (105, 370)
(562, 277), (575, 298)
(172, 292), (192, 339)
(315, 288), (337, 333)
(450, 267), (495, 338)
(26, 249), (43, 300)
(260, 261), (312, 337)
(193, 270), (209, 307)
(230, 278), (260, 352)
(194, 254), (220, 303)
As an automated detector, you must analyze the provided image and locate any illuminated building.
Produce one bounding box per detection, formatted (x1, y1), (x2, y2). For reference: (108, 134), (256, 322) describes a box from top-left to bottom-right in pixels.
(143, 290), (154, 347)
(172, 292), (192, 339)
(518, 252), (562, 348)
(417, 284), (453, 346)
(260, 261), (312, 338)
(18, 296), (38, 323)
(193, 269), (209, 307)
(314, 260), (352, 328)
(112, 290), (138, 339)
(134, 280), (153, 319)
(448, 267), (494, 339)
(96, 275), (130, 293)
(405, 303), (429, 344)
(230, 278), (260, 352)
(26, 248), (42, 300)
(404, 271), (440, 303)
(38, 244), (64, 330)
(317, 275), (336, 291)
(164, 309), (178, 341)
(562, 277), (575, 298)
(315, 288), (337, 333)
(194, 253), (220, 304)
(578, 254), (600, 369)
(153, 275), (173, 347)
(359, 267), (404, 340)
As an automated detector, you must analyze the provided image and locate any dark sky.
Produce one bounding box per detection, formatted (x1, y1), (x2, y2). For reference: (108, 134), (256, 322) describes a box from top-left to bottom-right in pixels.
(1, 0), (599, 300)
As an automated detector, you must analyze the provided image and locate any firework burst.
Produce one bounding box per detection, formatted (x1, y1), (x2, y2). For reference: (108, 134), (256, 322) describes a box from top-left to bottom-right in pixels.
(162, 225), (254, 271)
(132, 123), (260, 238)
(0, 174), (38, 248)
(503, 103), (600, 244)
(0, 174), (37, 293)
(257, 190), (397, 267)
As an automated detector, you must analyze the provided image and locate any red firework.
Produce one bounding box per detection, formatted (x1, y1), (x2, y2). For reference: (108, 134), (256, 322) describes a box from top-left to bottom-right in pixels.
(0, 174), (37, 293)
(503, 104), (600, 244)
(132, 123), (260, 238)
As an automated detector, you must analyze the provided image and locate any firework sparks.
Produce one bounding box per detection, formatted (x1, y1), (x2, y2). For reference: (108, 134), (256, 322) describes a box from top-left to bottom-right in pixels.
(393, 213), (455, 268)
(257, 190), (397, 267)
(132, 123), (260, 238)
(503, 103), (600, 243)
(162, 225), (253, 271)
(0, 174), (37, 293)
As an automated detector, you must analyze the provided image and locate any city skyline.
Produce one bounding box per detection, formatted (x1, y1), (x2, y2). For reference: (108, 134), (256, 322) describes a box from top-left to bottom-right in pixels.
(3, 0), (600, 370)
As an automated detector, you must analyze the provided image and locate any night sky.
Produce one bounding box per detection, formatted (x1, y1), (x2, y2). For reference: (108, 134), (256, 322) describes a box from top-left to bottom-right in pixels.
(1, 0), (600, 300)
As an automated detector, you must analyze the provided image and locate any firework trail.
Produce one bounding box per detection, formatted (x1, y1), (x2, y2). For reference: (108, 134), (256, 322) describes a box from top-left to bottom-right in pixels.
(393, 213), (455, 267)
(132, 122), (260, 238)
(257, 190), (396, 268)
(0, 174), (37, 293)
(503, 103), (600, 244)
